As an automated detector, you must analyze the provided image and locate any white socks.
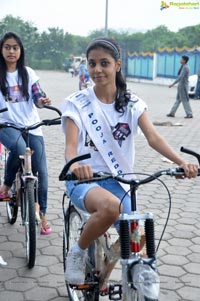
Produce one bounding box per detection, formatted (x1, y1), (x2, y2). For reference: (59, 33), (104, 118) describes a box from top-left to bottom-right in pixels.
(72, 242), (86, 255)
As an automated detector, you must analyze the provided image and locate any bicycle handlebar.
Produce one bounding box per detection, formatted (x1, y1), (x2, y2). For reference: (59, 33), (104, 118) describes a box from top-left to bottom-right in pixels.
(59, 153), (91, 181)
(43, 104), (62, 116)
(59, 148), (200, 185)
(60, 167), (200, 185)
(0, 105), (61, 131)
(180, 146), (200, 165)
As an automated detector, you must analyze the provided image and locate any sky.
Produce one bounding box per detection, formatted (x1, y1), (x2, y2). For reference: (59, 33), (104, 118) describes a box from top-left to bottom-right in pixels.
(1, 0), (200, 36)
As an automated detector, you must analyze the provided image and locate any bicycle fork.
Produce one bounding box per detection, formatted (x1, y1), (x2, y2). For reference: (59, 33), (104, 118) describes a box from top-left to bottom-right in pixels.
(119, 212), (160, 301)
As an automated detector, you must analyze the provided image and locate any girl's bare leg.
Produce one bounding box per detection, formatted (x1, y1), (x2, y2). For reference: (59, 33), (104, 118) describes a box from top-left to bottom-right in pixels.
(78, 186), (121, 250)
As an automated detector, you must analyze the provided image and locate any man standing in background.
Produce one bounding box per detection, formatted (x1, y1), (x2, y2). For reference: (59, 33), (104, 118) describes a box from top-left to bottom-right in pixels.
(194, 67), (200, 100)
(167, 55), (193, 118)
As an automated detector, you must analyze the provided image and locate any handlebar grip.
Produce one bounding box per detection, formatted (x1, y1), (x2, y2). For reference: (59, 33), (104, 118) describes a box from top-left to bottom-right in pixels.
(181, 146), (195, 156)
(64, 173), (78, 180)
(43, 104), (62, 116)
(59, 153), (91, 181)
(175, 167), (200, 176)
(51, 120), (61, 125)
(0, 107), (8, 113)
(42, 118), (61, 125)
(59, 172), (100, 181)
(175, 167), (184, 173)
(180, 146), (200, 165)
(64, 172), (101, 182)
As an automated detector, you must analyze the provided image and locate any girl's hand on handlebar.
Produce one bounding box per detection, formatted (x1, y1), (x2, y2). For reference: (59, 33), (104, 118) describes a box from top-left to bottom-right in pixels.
(179, 162), (198, 179)
(71, 165), (93, 180)
(38, 97), (52, 108)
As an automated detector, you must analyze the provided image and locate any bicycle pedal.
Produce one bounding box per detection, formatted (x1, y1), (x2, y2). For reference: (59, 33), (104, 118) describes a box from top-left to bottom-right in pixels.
(109, 284), (122, 301)
(70, 283), (91, 290)
(99, 285), (109, 296)
(69, 283), (96, 290)
(0, 196), (11, 202)
(100, 283), (122, 300)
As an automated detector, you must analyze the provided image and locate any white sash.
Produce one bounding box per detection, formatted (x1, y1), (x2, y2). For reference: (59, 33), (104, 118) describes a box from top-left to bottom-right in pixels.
(70, 89), (133, 188)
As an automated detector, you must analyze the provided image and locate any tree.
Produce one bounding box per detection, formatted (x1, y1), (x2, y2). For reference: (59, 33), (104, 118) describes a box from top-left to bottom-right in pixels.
(36, 28), (66, 69)
(178, 25), (200, 47)
(0, 15), (39, 64)
(1, 15), (199, 70)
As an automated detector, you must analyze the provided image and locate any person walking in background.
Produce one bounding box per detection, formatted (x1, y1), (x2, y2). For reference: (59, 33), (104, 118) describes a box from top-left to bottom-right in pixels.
(167, 55), (193, 118)
(78, 58), (90, 90)
(194, 67), (200, 100)
(0, 31), (52, 235)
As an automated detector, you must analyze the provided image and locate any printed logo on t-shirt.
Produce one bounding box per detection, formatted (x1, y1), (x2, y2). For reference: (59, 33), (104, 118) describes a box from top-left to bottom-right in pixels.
(6, 85), (25, 103)
(111, 123), (131, 146)
(85, 132), (98, 151)
(85, 122), (131, 150)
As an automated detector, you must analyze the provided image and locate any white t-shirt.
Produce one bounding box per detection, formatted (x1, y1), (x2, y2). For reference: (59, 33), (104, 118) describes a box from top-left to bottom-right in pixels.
(61, 86), (147, 173)
(0, 66), (42, 136)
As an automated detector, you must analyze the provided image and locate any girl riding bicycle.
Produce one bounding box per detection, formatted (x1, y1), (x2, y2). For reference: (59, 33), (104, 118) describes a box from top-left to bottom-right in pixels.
(61, 37), (198, 285)
(0, 31), (52, 235)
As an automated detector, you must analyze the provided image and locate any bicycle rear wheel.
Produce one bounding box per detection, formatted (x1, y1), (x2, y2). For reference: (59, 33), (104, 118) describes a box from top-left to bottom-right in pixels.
(63, 203), (99, 301)
(21, 178), (37, 269)
(6, 181), (18, 224)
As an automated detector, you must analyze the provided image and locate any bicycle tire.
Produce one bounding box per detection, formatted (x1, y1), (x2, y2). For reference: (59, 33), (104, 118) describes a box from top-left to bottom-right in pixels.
(130, 263), (159, 301)
(132, 291), (139, 301)
(121, 269), (139, 301)
(6, 181), (18, 224)
(21, 178), (37, 269)
(63, 204), (99, 301)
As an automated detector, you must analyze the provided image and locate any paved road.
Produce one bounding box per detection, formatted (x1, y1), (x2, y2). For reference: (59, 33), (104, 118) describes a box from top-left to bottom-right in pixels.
(0, 71), (200, 301)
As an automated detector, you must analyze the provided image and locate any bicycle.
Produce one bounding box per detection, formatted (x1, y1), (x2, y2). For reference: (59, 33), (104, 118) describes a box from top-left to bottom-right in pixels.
(59, 147), (200, 301)
(0, 105), (61, 268)
(79, 77), (93, 90)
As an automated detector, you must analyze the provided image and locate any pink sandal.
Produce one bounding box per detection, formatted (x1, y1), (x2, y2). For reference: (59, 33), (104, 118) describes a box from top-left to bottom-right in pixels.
(0, 190), (10, 199)
(0, 185), (10, 199)
(39, 212), (52, 235)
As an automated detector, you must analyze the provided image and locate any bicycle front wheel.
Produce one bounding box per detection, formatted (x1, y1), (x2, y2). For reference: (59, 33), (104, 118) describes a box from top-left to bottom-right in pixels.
(63, 204), (99, 301)
(121, 263), (139, 301)
(6, 181), (18, 224)
(131, 263), (160, 301)
(21, 178), (37, 269)
(63, 204), (84, 301)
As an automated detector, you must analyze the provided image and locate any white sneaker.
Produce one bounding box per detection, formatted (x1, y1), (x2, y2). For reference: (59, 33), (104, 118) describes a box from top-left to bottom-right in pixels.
(65, 251), (86, 284)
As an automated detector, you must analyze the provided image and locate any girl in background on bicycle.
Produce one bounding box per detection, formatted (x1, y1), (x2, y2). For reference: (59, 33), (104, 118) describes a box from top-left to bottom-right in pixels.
(0, 31), (52, 235)
(61, 37), (198, 284)
(78, 58), (90, 90)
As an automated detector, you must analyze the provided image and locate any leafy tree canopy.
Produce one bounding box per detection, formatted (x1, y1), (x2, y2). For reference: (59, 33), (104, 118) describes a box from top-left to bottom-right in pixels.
(0, 15), (199, 70)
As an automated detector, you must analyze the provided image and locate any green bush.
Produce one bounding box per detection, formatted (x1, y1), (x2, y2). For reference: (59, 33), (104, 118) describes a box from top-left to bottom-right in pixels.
(30, 59), (55, 70)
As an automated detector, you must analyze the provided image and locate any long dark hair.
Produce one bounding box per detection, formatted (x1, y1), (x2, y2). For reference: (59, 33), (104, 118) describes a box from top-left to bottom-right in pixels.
(86, 37), (130, 113)
(0, 32), (29, 100)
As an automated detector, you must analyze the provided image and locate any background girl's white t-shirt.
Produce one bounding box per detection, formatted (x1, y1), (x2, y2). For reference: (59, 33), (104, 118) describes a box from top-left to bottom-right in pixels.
(0, 66), (42, 136)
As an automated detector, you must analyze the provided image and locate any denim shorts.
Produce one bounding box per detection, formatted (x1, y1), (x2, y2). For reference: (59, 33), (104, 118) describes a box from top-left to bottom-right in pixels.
(65, 178), (134, 229)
